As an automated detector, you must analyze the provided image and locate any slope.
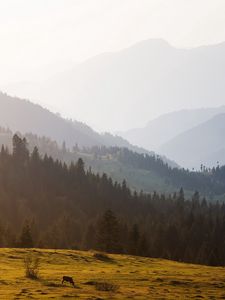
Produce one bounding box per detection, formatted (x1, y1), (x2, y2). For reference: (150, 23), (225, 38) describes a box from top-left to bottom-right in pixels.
(0, 128), (224, 197)
(159, 113), (225, 169)
(1, 248), (225, 299)
(120, 107), (225, 150)
(0, 92), (167, 161)
(0, 128), (177, 194)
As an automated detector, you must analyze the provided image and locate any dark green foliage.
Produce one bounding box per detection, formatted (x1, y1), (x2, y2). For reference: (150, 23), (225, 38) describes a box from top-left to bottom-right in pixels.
(1, 135), (225, 266)
(93, 252), (112, 262)
(116, 147), (225, 195)
(97, 210), (121, 253)
(129, 224), (140, 255)
(20, 222), (33, 248)
(2, 127), (225, 198)
(24, 254), (40, 279)
(94, 281), (119, 292)
(13, 134), (29, 164)
(83, 224), (97, 250)
(138, 234), (149, 257)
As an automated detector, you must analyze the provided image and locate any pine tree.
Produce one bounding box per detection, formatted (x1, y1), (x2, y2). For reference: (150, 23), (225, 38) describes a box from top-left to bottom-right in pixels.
(19, 221), (33, 248)
(138, 234), (149, 257)
(76, 158), (85, 175)
(129, 224), (140, 255)
(83, 224), (97, 250)
(31, 146), (40, 163)
(97, 210), (121, 253)
(12, 134), (29, 164)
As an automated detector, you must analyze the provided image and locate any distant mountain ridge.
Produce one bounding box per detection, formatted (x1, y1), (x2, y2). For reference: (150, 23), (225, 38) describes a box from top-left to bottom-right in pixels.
(159, 113), (225, 169)
(3, 39), (225, 132)
(120, 107), (225, 151)
(0, 92), (177, 167)
(3, 38), (225, 169)
(0, 91), (137, 149)
(4, 39), (225, 131)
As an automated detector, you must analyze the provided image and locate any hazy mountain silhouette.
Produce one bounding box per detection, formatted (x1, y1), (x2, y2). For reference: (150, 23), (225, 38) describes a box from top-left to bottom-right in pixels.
(3, 39), (225, 131)
(159, 113), (225, 169)
(0, 92), (176, 166)
(120, 107), (225, 150)
(0, 92), (137, 149)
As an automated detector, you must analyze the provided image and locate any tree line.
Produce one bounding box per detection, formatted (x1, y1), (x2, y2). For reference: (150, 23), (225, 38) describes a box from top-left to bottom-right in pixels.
(1, 127), (225, 197)
(0, 135), (225, 266)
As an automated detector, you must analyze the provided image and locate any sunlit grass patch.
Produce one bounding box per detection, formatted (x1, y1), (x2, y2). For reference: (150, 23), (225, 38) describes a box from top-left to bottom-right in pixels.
(0, 248), (225, 299)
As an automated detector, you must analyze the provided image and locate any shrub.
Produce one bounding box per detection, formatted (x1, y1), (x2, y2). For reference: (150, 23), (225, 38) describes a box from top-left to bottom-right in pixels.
(43, 281), (62, 287)
(24, 254), (40, 279)
(93, 252), (112, 262)
(95, 281), (119, 292)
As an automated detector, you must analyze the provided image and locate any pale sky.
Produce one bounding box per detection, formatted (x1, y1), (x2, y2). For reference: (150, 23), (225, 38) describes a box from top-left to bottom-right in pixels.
(0, 0), (225, 83)
(0, 0), (225, 131)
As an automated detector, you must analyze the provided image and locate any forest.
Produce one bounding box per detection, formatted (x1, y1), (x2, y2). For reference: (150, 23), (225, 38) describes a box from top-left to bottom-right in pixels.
(1, 127), (225, 198)
(0, 135), (225, 267)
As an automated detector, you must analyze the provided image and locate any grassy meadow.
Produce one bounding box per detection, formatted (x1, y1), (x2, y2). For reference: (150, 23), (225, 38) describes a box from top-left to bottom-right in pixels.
(0, 248), (225, 299)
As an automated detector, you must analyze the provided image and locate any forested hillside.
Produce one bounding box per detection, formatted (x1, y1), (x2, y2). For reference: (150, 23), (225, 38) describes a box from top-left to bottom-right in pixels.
(1, 135), (225, 266)
(1, 127), (225, 197)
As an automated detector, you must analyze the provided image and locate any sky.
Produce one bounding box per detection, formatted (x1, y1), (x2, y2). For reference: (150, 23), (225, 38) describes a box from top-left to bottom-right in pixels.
(0, 0), (225, 130)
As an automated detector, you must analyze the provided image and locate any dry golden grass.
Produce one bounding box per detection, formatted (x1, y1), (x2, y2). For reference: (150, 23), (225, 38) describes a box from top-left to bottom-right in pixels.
(0, 248), (225, 299)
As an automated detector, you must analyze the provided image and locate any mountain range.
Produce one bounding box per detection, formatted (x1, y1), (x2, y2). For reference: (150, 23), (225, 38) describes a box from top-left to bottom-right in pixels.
(3, 39), (225, 132)
(0, 92), (154, 155)
(2, 39), (225, 169)
(120, 107), (225, 151)
(121, 107), (225, 169)
(1, 92), (225, 198)
(159, 113), (225, 169)
(0, 93), (178, 191)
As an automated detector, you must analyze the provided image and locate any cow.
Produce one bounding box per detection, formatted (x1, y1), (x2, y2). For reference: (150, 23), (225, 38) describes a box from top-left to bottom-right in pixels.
(62, 276), (75, 287)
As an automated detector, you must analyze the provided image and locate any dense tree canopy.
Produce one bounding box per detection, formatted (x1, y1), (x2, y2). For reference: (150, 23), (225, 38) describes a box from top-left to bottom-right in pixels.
(0, 135), (225, 266)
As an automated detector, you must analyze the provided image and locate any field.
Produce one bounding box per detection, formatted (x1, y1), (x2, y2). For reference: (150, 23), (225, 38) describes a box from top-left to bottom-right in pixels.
(0, 248), (225, 299)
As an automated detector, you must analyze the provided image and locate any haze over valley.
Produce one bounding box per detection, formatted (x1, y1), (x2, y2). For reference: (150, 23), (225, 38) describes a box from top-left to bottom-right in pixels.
(1, 2), (225, 299)
(3, 39), (225, 134)
(3, 39), (225, 169)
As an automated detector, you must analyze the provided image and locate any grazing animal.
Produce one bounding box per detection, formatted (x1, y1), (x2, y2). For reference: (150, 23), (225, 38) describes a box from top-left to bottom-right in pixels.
(62, 276), (75, 287)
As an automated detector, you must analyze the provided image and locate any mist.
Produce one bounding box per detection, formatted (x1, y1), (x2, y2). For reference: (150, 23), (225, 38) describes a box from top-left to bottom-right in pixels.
(2, 2), (225, 296)
(1, 0), (225, 131)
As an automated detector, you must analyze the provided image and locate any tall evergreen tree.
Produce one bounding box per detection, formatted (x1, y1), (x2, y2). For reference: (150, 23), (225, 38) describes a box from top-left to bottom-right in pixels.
(129, 224), (140, 255)
(19, 221), (33, 248)
(97, 210), (121, 253)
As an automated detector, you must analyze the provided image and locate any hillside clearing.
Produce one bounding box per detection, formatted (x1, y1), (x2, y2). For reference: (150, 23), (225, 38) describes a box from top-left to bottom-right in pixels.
(0, 248), (225, 299)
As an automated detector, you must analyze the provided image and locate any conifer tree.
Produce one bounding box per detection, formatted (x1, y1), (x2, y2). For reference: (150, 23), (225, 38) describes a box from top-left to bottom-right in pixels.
(19, 221), (33, 248)
(97, 210), (120, 253)
(129, 224), (140, 255)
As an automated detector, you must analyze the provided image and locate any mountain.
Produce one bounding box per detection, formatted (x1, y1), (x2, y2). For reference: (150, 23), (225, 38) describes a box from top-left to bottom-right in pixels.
(120, 107), (225, 150)
(0, 92), (177, 170)
(0, 92), (144, 151)
(3, 39), (225, 132)
(159, 113), (225, 169)
(2, 92), (225, 195)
